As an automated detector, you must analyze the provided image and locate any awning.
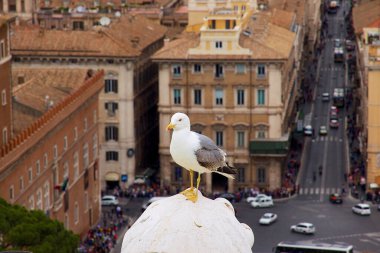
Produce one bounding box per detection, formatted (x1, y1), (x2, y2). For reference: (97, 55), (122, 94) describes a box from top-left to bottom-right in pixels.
(369, 183), (379, 189)
(105, 172), (120, 181)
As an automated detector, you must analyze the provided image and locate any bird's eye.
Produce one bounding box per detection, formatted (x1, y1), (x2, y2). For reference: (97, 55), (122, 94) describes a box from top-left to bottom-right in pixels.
(179, 118), (182, 122)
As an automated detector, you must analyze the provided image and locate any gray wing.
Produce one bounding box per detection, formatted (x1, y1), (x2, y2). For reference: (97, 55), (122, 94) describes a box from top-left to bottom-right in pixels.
(193, 132), (226, 170)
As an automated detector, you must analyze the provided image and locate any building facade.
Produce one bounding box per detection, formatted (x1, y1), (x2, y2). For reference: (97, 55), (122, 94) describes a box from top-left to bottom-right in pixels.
(0, 69), (104, 236)
(0, 16), (13, 147)
(11, 15), (167, 190)
(154, 0), (301, 193)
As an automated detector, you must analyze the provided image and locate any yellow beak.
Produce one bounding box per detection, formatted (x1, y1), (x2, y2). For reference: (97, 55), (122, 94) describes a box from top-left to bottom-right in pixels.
(166, 123), (175, 131)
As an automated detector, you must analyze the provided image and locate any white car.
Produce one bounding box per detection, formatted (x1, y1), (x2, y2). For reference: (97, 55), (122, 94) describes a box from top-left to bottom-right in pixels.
(290, 222), (315, 234)
(246, 194), (267, 203)
(101, 195), (119, 206)
(303, 125), (313, 136)
(251, 196), (274, 208)
(322, 93), (330, 101)
(352, 203), (371, 216)
(259, 213), (278, 225)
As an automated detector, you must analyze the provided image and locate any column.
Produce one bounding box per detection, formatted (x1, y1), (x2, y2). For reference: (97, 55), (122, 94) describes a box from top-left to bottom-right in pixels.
(3, 0), (9, 12)
(16, 0), (21, 13)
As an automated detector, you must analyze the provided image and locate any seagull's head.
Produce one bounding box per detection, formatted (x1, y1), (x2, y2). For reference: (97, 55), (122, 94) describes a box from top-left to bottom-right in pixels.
(167, 112), (191, 131)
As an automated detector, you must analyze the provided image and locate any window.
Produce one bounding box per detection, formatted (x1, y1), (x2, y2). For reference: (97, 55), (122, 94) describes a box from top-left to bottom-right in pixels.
(36, 160), (41, 175)
(64, 136), (68, 151)
(74, 127), (78, 141)
(92, 134), (98, 159)
(210, 20), (216, 29)
(193, 64), (202, 73)
(29, 195), (35, 210)
(215, 41), (223, 49)
(174, 166), (183, 182)
(237, 167), (245, 183)
(237, 89), (245, 105)
(225, 20), (231, 29)
(1, 89), (6, 105)
(74, 152), (79, 179)
(257, 129), (266, 138)
(74, 202), (79, 224)
(105, 102), (118, 116)
(63, 162), (69, 179)
(105, 126), (118, 141)
(215, 88), (224, 105)
(237, 131), (245, 148)
(9, 185), (14, 200)
(84, 118), (88, 132)
(258, 167), (266, 184)
(106, 151), (119, 161)
(83, 143), (89, 169)
(53, 145), (58, 160)
(19, 176), (24, 191)
(104, 79), (118, 93)
(257, 89), (265, 105)
(194, 89), (202, 105)
(44, 181), (50, 211)
(173, 64), (181, 77)
(2, 127), (7, 144)
(236, 64), (245, 74)
(173, 88), (181, 105)
(64, 214), (69, 229)
(17, 75), (25, 84)
(215, 64), (224, 78)
(216, 131), (223, 147)
(44, 153), (48, 169)
(28, 167), (33, 182)
(0, 40), (5, 59)
(242, 5), (246, 11)
(73, 21), (84, 30)
(84, 192), (88, 212)
(36, 189), (42, 210)
(257, 64), (266, 78)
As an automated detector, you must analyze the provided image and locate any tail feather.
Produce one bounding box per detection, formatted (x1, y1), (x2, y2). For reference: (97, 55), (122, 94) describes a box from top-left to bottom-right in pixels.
(215, 164), (238, 179)
(215, 171), (235, 179)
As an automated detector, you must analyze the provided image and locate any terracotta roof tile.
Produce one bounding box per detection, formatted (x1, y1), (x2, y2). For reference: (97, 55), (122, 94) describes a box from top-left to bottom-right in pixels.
(353, 0), (380, 33)
(269, 0), (305, 25)
(11, 14), (167, 58)
(12, 68), (89, 133)
(40, 0), (172, 8)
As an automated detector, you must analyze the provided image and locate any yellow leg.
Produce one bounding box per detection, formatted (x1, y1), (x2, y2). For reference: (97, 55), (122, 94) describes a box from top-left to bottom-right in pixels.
(180, 170), (199, 203)
(190, 169), (194, 189)
(196, 173), (201, 190)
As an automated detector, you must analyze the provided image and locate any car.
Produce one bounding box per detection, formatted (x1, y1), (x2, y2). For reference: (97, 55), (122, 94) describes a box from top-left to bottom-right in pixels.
(345, 40), (355, 51)
(329, 193), (343, 204)
(303, 125), (313, 136)
(333, 39), (342, 48)
(219, 193), (239, 203)
(259, 213), (278, 225)
(330, 111), (338, 120)
(322, 93), (330, 101)
(101, 195), (119, 206)
(330, 119), (339, 128)
(246, 194), (268, 203)
(319, 126), (328, 135)
(251, 196), (274, 208)
(290, 222), (315, 234)
(352, 203), (371, 215)
(330, 106), (338, 114)
(141, 197), (169, 212)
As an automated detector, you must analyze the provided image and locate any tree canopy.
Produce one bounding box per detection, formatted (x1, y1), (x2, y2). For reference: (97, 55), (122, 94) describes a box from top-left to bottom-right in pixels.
(0, 198), (79, 253)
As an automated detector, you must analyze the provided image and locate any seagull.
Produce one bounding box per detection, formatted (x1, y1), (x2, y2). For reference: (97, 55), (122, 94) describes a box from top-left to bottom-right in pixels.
(167, 112), (237, 202)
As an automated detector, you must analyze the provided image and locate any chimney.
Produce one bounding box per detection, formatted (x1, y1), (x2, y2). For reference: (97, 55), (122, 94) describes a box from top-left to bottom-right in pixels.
(131, 36), (140, 48)
(164, 38), (170, 46)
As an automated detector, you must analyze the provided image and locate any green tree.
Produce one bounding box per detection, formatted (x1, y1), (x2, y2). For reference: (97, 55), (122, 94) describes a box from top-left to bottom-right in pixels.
(0, 198), (79, 252)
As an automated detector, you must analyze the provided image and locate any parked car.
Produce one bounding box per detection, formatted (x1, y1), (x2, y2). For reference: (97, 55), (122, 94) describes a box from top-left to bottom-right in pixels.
(251, 196), (274, 208)
(219, 193), (239, 203)
(259, 213), (278, 225)
(101, 195), (119, 206)
(330, 106), (338, 114)
(303, 125), (313, 136)
(345, 40), (356, 51)
(334, 39), (342, 48)
(290, 222), (316, 234)
(329, 193), (343, 204)
(246, 194), (268, 204)
(322, 93), (330, 102)
(319, 126), (328, 135)
(141, 197), (168, 212)
(352, 203), (371, 216)
(330, 119), (339, 128)
(330, 111), (338, 120)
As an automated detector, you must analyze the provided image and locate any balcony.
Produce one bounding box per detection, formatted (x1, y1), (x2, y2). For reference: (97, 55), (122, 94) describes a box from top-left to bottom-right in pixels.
(249, 137), (289, 156)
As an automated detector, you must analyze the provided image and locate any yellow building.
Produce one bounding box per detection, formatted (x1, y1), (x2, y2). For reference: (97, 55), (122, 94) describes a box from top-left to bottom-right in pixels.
(153, 0), (303, 193)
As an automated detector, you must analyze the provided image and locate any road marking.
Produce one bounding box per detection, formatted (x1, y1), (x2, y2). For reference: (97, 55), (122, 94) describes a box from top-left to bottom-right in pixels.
(326, 188), (330, 194)
(299, 188), (303, 194)
(310, 188), (314, 194)
(320, 188), (324, 194)
(304, 188), (309, 194)
(315, 188), (319, 194)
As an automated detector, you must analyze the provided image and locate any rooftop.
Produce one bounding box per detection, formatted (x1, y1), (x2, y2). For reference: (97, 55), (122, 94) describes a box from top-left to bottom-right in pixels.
(268, 0), (305, 25)
(12, 68), (90, 133)
(353, 0), (380, 33)
(11, 14), (167, 58)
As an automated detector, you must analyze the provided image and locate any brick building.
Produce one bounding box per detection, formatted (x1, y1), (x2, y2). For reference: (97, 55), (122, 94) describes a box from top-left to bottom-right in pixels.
(11, 14), (167, 190)
(0, 68), (104, 236)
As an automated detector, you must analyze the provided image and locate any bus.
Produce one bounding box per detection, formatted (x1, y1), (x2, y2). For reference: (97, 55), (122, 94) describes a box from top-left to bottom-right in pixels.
(334, 47), (344, 62)
(275, 241), (354, 253)
(333, 88), (345, 108)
